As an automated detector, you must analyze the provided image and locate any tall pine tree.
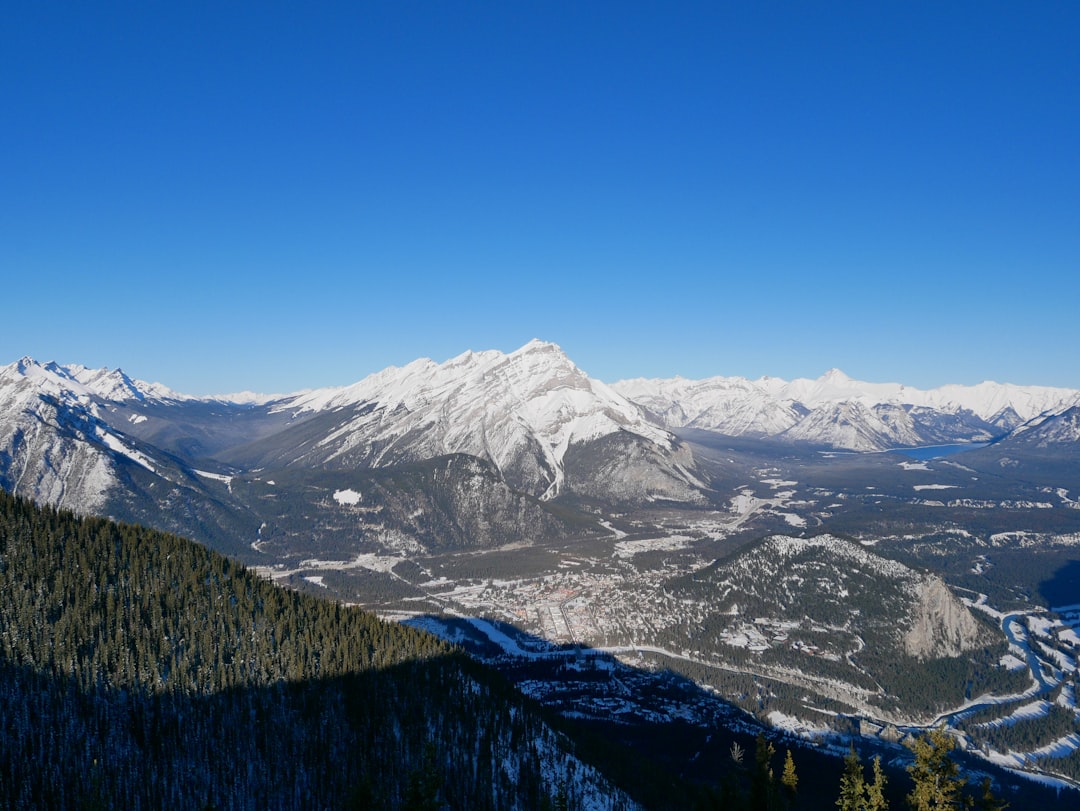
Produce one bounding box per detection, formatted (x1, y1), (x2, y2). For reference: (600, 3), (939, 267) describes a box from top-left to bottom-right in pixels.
(836, 746), (866, 811)
(781, 749), (799, 802)
(906, 728), (965, 811)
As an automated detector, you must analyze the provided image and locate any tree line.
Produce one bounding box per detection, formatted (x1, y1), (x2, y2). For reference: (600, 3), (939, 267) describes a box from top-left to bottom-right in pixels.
(684, 727), (1008, 811)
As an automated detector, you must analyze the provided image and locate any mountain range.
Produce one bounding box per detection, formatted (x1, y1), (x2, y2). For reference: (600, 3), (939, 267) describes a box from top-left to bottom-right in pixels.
(4, 340), (1078, 516)
(614, 367), (1080, 451)
(4, 341), (1080, 797)
(2, 340), (1079, 563)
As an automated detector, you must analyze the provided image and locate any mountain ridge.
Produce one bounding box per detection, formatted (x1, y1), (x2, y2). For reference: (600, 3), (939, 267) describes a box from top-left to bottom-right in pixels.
(614, 368), (1080, 451)
(10, 349), (1074, 430)
(616, 368), (1079, 424)
(4, 345), (1078, 516)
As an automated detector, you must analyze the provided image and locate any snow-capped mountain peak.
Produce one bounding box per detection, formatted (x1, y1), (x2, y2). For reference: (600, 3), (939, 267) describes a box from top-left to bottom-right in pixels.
(2, 356), (186, 404)
(4, 356), (93, 401)
(66, 364), (185, 402)
(271, 340), (692, 500)
(1006, 405), (1080, 447)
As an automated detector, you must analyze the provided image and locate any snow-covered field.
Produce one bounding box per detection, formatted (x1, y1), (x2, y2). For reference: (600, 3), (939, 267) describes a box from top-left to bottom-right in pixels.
(613, 534), (692, 558)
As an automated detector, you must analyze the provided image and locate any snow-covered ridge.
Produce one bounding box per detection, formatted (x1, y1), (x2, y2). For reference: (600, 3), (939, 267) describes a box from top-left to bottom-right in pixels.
(0, 360), (123, 512)
(1007, 406), (1080, 447)
(8, 352), (1076, 430)
(7, 349), (1077, 468)
(617, 368), (1080, 425)
(1, 356), (189, 404)
(614, 369), (1080, 450)
(0, 357), (288, 406)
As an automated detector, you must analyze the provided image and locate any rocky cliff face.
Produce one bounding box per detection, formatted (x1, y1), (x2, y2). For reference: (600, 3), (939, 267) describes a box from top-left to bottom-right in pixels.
(561, 432), (707, 505)
(0, 402), (115, 514)
(325, 454), (589, 553)
(904, 575), (992, 659)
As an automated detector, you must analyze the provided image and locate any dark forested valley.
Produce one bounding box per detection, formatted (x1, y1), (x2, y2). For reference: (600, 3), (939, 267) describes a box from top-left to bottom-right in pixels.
(0, 490), (642, 810)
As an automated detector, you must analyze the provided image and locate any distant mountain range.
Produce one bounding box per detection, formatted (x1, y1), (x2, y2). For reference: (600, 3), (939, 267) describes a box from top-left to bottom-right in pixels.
(0, 342), (705, 559)
(2, 341), (1078, 549)
(614, 368), (1080, 452)
(0, 336), (1075, 565)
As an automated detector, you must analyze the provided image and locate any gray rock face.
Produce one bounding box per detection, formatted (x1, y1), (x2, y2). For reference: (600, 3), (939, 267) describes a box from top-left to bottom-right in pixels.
(0, 405), (115, 514)
(904, 575), (992, 659)
(562, 432), (707, 505)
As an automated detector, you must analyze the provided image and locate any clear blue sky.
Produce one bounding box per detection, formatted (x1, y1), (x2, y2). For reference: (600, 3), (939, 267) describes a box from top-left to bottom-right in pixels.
(3, 2), (1077, 394)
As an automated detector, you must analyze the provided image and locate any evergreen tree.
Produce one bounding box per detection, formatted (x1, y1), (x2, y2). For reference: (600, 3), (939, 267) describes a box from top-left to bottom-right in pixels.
(906, 728), (965, 811)
(403, 742), (442, 811)
(781, 748), (798, 803)
(552, 781), (571, 811)
(720, 770), (747, 811)
(751, 734), (778, 811)
(973, 777), (1007, 811)
(837, 746), (866, 811)
(866, 756), (889, 811)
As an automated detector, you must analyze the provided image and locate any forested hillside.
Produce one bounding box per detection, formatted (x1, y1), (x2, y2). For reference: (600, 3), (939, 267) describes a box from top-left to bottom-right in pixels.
(0, 491), (634, 810)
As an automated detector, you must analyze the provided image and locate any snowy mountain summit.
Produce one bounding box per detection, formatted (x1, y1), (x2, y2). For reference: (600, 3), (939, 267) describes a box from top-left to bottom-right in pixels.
(0, 357), (178, 513)
(1, 356), (185, 404)
(271, 339), (701, 501)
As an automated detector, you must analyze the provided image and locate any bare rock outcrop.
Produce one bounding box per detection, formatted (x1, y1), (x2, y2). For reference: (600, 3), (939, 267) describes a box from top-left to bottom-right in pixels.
(904, 576), (989, 659)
